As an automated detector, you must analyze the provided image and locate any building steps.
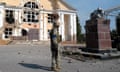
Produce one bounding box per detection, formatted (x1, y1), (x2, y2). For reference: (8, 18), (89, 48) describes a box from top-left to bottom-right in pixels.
(61, 41), (77, 44)
(9, 40), (50, 45)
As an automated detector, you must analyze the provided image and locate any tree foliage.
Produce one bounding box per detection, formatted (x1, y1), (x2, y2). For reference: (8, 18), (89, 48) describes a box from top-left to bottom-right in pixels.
(111, 29), (118, 40)
(76, 15), (85, 43)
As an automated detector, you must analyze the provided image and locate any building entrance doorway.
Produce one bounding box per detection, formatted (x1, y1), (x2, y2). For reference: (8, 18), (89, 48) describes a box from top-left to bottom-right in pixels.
(21, 29), (27, 36)
(28, 29), (39, 40)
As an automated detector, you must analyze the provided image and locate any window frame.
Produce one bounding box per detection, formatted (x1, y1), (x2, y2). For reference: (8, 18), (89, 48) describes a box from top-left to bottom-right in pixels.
(4, 28), (13, 38)
(48, 14), (54, 23)
(23, 2), (39, 23)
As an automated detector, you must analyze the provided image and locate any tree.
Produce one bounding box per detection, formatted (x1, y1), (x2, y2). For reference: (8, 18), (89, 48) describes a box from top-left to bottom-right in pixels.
(76, 15), (85, 43)
(111, 29), (118, 40)
(110, 29), (119, 49)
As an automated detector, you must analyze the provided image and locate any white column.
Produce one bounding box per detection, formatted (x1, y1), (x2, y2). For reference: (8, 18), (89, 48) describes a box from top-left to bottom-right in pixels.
(43, 14), (48, 40)
(18, 10), (22, 24)
(0, 6), (4, 28)
(14, 10), (21, 36)
(70, 14), (74, 40)
(58, 12), (61, 35)
(73, 13), (77, 41)
(15, 10), (18, 20)
(39, 11), (44, 40)
(0, 5), (5, 40)
(61, 13), (65, 41)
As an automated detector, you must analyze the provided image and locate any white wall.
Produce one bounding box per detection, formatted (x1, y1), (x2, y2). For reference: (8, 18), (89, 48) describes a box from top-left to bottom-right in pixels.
(39, 11), (44, 40)
(18, 10), (22, 24)
(0, 5), (5, 40)
(60, 13), (65, 41)
(13, 28), (22, 36)
(0, 5), (4, 28)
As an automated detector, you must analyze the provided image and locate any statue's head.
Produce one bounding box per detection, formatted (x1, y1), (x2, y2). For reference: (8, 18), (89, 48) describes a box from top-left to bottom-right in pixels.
(90, 8), (105, 19)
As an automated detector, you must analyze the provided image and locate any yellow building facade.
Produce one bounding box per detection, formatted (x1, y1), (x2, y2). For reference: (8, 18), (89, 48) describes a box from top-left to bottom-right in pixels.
(0, 0), (77, 43)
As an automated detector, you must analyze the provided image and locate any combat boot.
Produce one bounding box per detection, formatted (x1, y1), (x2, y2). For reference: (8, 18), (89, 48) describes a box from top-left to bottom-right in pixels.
(51, 66), (56, 71)
(56, 65), (61, 70)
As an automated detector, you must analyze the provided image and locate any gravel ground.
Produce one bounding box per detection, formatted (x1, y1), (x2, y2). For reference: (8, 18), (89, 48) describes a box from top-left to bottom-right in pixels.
(0, 45), (120, 72)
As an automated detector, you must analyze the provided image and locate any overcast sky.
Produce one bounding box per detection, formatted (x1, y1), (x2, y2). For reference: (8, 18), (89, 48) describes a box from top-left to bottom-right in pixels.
(65, 0), (120, 33)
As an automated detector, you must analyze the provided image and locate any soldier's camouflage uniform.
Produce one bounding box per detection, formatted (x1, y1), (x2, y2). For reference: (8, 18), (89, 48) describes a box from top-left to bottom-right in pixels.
(50, 27), (60, 70)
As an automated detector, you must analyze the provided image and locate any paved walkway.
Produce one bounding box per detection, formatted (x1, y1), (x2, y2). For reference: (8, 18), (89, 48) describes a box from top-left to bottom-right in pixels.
(0, 45), (120, 72)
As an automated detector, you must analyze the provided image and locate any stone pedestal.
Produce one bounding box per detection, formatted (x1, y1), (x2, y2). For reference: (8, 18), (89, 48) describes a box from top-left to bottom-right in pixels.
(85, 18), (112, 53)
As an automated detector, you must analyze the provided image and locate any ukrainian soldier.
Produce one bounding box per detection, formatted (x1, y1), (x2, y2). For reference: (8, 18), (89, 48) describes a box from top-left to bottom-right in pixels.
(50, 14), (60, 71)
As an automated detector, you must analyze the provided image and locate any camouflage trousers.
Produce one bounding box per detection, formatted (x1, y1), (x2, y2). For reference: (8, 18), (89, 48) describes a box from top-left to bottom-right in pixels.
(51, 46), (60, 69)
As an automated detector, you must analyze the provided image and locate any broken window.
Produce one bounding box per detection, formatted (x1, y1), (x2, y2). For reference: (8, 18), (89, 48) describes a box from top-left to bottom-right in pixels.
(48, 14), (54, 23)
(4, 28), (13, 38)
(23, 2), (39, 23)
(23, 11), (39, 22)
(5, 10), (15, 24)
(24, 2), (39, 9)
(21, 29), (27, 36)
